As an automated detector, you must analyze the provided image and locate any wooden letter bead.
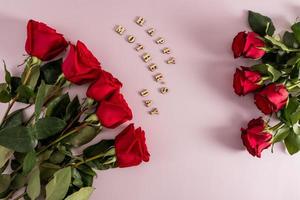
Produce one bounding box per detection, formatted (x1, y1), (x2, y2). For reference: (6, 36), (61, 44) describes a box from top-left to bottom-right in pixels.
(115, 25), (126, 35)
(148, 63), (157, 72)
(135, 44), (144, 52)
(140, 89), (149, 97)
(149, 108), (159, 115)
(160, 87), (169, 94)
(144, 100), (153, 107)
(136, 16), (145, 26)
(166, 57), (175, 64)
(156, 37), (165, 44)
(147, 28), (155, 36)
(154, 73), (163, 82)
(127, 35), (136, 43)
(162, 47), (171, 54)
(142, 53), (152, 63)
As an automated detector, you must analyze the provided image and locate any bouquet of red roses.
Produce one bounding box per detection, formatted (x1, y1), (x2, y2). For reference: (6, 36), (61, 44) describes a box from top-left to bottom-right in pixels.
(0, 20), (150, 200)
(232, 11), (300, 157)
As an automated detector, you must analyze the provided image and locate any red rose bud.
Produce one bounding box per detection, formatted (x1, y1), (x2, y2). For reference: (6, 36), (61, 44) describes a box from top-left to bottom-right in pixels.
(241, 117), (272, 158)
(254, 84), (288, 115)
(62, 40), (102, 84)
(86, 70), (123, 101)
(232, 31), (265, 59)
(96, 92), (132, 128)
(115, 123), (150, 168)
(25, 20), (68, 61)
(233, 67), (262, 96)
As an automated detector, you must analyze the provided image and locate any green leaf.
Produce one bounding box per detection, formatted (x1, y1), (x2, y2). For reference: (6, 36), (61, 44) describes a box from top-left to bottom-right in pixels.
(65, 187), (94, 200)
(65, 96), (80, 122)
(1, 108), (24, 129)
(284, 129), (300, 155)
(272, 126), (289, 143)
(10, 174), (26, 190)
(46, 93), (70, 119)
(264, 35), (290, 52)
(77, 165), (97, 177)
(27, 167), (41, 200)
(79, 173), (94, 187)
(23, 151), (37, 175)
(35, 81), (47, 120)
(40, 59), (62, 84)
(49, 151), (65, 164)
(283, 31), (299, 49)
(0, 126), (36, 153)
(83, 140), (115, 158)
(83, 140), (117, 170)
(16, 85), (35, 102)
(281, 97), (300, 125)
(40, 163), (60, 182)
(63, 126), (99, 147)
(0, 146), (13, 168)
(291, 22), (300, 43)
(0, 83), (11, 103)
(45, 167), (71, 200)
(251, 64), (281, 81)
(21, 63), (40, 90)
(248, 10), (275, 36)
(2, 61), (11, 85)
(35, 117), (66, 140)
(10, 76), (21, 97)
(0, 174), (11, 193)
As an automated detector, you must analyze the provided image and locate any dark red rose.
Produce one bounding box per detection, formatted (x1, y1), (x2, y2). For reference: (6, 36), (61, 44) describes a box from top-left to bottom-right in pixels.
(96, 92), (132, 128)
(25, 19), (68, 61)
(233, 67), (262, 96)
(241, 117), (272, 157)
(254, 84), (288, 114)
(86, 70), (123, 101)
(62, 40), (102, 84)
(232, 31), (265, 59)
(115, 123), (150, 168)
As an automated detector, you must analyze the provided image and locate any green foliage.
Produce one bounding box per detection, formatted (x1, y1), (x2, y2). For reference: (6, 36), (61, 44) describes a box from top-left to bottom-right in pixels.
(63, 126), (100, 147)
(83, 140), (117, 170)
(0, 174), (11, 193)
(23, 151), (37, 175)
(40, 59), (63, 84)
(283, 31), (299, 49)
(65, 187), (94, 200)
(291, 22), (300, 43)
(46, 93), (70, 119)
(0, 146), (13, 168)
(1, 108), (24, 128)
(27, 167), (41, 200)
(0, 83), (11, 103)
(0, 126), (36, 153)
(34, 117), (66, 140)
(45, 167), (72, 200)
(65, 96), (80, 122)
(248, 10), (275, 36)
(251, 63), (281, 81)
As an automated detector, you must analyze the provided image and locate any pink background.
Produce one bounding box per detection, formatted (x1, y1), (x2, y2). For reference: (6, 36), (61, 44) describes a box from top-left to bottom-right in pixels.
(1, 0), (300, 199)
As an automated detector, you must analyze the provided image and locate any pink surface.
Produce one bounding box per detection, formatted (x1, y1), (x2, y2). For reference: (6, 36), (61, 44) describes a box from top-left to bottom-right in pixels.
(1, 0), (300, 199)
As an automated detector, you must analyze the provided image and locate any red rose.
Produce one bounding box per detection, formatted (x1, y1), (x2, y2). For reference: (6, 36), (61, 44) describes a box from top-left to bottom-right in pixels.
(25, 20), (68, 61)
(86, 70), (123, 101)
(241, 117), (272, 157)
(254, 84), (288, 114)
(96, 92), (132, 128)
(62, 40), (102, 84)
(115, 123), (150, 168)
(233, 67), (262, 96)
(232, 31), (265, 59)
